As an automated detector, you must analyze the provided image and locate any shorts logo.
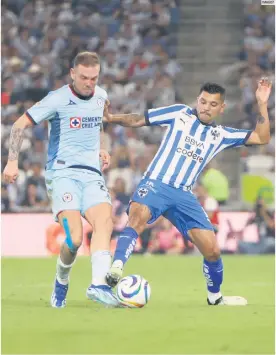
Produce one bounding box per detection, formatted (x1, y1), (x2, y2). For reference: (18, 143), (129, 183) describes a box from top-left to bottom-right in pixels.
(63, 193), (73, 202)
(138, 187), (148, 198)
(70, 117), (81, 128)
(97, 98), (104, 108)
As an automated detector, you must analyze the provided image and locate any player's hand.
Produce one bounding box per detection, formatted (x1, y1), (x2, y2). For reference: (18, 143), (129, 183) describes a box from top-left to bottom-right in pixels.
(100, 149), (111, 171)
(256, 77), (272, 105)
(3, 160), (19, 184)
(103, 99), (112, 122)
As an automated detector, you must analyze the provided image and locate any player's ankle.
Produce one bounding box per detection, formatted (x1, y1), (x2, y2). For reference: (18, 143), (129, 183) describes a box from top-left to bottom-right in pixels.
(207, 291), (222, 304)
(112, 260), (123, 269)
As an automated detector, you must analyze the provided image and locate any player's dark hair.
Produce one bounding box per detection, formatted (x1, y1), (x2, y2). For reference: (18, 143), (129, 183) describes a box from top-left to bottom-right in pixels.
(199, 82), (226, 100)
(73, 51), (100, 67)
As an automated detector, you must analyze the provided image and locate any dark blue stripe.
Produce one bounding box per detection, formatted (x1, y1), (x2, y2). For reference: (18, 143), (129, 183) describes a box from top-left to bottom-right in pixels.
(200, 126), (209, 142)
(243, 131), (253, 145)
(26, 111), (38, 125)
(148, 122), (175, 176)
(144, 110), (150, 126)
(149, 105), (186, 118)
(169, 143), (190, 185)
(182, 148), (202, 186)
(189, 119), (200, 136)
(191, 143), (214, 185)
(158, 130), (182, 178)
(69, 165), (102, 176)
(47, 113), (61, 170)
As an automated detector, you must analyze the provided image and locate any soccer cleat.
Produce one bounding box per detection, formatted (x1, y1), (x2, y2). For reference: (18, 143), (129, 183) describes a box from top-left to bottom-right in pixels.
(51, 278), (69, 308)
(207, 296), (248, 306)
(86, 284), (123, 308)
(106, 265), (123, 288)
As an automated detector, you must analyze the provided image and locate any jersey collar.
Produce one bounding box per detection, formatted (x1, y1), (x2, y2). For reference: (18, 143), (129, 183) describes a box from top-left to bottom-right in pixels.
(191, 108), (217, 127)
(69, 84), (94, 101)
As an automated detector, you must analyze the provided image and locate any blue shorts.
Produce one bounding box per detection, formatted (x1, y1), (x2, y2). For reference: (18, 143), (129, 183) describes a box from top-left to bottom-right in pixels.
(128, 179), (213, 241)
(45, 168), (111, 221)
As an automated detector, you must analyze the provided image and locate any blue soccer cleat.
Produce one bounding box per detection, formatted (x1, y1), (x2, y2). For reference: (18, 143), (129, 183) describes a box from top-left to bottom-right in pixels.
(86, 284), (124, 308)
(51, 278), (68, 308)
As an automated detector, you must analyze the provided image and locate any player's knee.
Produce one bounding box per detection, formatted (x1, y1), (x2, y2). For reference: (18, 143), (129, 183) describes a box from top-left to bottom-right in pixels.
(204, 244), (221, 261)
(128, 213), (148, 235)
(65, 227), (82, 252)
(93, 215), (113, 235)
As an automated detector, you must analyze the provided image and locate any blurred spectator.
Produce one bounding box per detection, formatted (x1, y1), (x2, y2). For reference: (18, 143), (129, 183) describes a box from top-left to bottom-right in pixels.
(112, 177), (131, 207)
(147, 218), (185, 255)
(238, 197), (275, 254)
(194, 184), (219, 231)
(109, 188), (128, 238)
(201, 164), (230, 205)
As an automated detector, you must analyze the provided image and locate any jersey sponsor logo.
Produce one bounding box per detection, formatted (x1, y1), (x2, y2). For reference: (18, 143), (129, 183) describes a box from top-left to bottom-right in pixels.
(70, 117), (81, 128)
(63, 192), (73, 202)
(69, 117), (102, 129)
(176, 147), (203, 163)
(185, 136), (205, 149)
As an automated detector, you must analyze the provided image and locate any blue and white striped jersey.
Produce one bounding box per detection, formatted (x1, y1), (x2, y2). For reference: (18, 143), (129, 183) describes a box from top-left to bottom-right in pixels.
(143, 104), (252, 190)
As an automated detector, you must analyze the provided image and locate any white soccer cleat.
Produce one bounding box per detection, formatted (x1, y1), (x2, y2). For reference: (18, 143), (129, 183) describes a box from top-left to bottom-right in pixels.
(86, 284), (123, 308)
(208, 296), (248, 306)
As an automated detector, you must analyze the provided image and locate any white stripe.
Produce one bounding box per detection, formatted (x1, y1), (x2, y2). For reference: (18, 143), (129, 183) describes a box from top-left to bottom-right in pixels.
(150, 129), (178, 180)
(150, 111), (180, 124)
(162, 131), (185, 184)
(225, 131), (248, 139)
(144, 127), (170, 178)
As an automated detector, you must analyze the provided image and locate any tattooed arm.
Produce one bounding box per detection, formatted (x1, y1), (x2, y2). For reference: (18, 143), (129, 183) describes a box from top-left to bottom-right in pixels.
(246, 78), (272, 145)
(3, 114), (34, 183)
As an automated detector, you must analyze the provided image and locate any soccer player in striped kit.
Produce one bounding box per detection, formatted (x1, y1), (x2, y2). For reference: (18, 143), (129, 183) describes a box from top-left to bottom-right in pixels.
(104, 79), (272, 306)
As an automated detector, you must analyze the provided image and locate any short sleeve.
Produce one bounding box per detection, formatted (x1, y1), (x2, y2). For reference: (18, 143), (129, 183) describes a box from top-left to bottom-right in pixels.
(144, 104), (186, 127)
(221, 127), (252, 148)
(26, 92), (57, 125)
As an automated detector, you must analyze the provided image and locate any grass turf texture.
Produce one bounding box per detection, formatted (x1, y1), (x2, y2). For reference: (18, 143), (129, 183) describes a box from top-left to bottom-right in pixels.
(2, 255), (274, 355)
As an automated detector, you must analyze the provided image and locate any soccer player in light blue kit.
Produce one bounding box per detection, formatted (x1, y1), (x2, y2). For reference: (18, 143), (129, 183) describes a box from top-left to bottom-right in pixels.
(104, 79), (272, 306)
(4, 52), (121, 308)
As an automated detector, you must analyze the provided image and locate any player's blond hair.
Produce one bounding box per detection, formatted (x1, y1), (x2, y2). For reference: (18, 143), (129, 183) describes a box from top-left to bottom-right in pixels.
(73, 52), (100, 67)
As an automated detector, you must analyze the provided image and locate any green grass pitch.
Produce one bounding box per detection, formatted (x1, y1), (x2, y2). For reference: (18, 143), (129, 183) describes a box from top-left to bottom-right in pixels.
(1, 255), (274, 354)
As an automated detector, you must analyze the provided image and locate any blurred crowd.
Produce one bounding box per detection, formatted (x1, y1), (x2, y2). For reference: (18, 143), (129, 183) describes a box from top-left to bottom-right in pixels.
(2, 0), (182, 213)
(238, 2), (275, 160)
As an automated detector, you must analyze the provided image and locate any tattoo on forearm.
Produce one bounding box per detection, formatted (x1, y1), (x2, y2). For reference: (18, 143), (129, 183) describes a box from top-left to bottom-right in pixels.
(112, 114), (145, 127)
(257, 115), (265, 124)
(8, 126), (24, 160)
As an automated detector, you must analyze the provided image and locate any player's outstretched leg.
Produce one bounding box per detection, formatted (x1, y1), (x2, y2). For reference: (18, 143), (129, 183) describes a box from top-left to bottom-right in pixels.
(106, 202), (151, 287)
(189, 229), (247, 306)
(84, 203), (122, 307)
(51, 211), (83, 308)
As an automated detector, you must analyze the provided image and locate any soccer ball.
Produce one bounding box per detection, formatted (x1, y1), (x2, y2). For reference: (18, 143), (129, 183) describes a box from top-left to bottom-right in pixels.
(116, 275), (151, 308)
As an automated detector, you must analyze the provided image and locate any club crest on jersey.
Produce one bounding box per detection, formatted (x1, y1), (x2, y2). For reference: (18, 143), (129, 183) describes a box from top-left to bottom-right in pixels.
(63, 192), (73, 202)
(138, 187), (148, 198)
(70, 117), (81, 128)
(211, 129), (220, 140)
(97, 98), (104, 107)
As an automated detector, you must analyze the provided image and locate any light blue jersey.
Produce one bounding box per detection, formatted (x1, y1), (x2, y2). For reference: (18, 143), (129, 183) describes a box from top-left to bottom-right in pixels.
(144, 104), (252, 190)
(27, 84), (107, 173)
(27, 84), (111, 221)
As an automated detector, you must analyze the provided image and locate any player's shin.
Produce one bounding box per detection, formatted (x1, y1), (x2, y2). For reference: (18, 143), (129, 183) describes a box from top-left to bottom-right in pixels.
(113, 227), (139, 268)
(56, 243), (77, 285)
(91, 250), (112, 285)
(203, 258), (224, 303)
